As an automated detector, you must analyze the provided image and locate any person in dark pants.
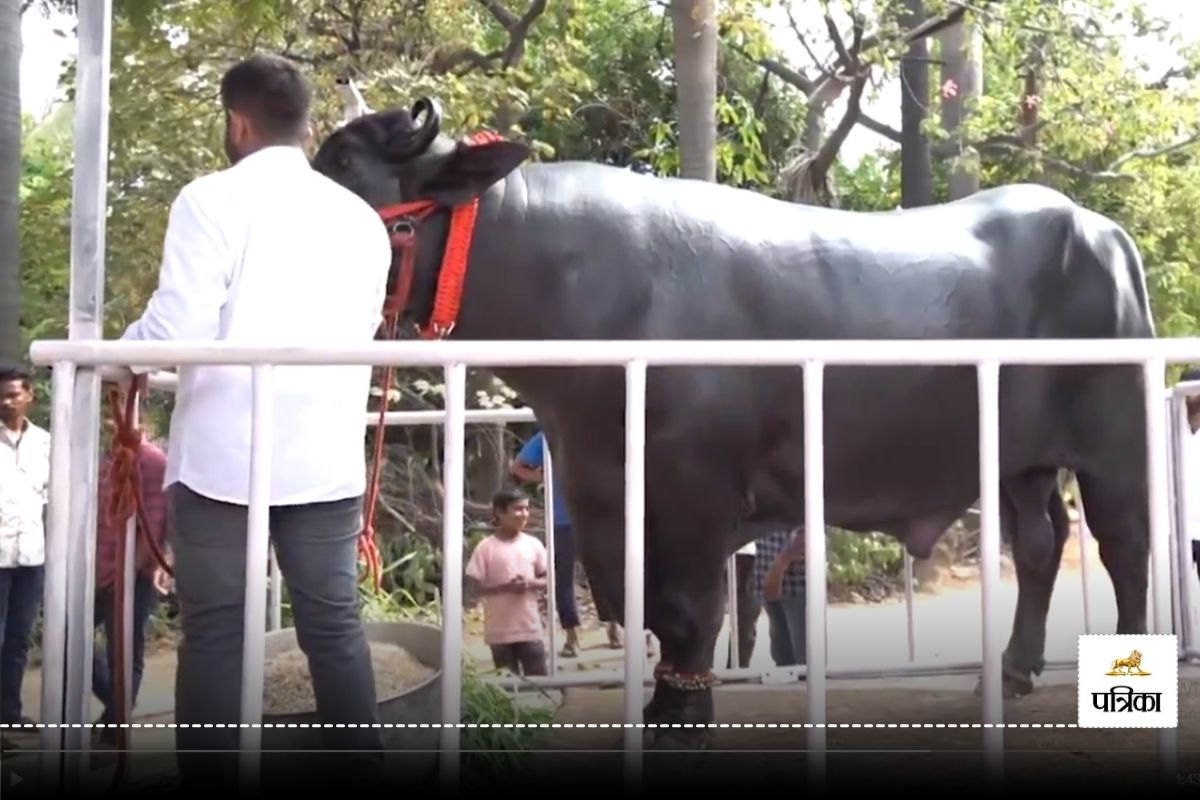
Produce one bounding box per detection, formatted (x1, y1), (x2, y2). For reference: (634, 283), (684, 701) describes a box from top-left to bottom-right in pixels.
(512, 430), (621, 654)
(0, 365), (50, 752)
(113, 54), (391, 790)
(92, 411), (171, 746)
(754, 528), (808, 667)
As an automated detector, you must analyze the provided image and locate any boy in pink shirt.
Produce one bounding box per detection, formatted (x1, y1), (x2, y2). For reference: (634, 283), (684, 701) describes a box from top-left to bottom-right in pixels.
(466, 489), (550, 675)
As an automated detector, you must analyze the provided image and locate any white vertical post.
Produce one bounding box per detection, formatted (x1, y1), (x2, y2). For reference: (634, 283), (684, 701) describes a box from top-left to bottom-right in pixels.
(904, 552), (915, 662)
(623, 360), (648, 786)
(1174, 396), (1197, 652)
(803, 361), (827, 791)
(63, 0), (113, 779)
(121, 398), (137, 765)
(439, 363), (467, 791)
(544, 436), (557, 676)
(268, 548), (282, 631)
(726, 555), (739, 668)
(40, 361), (75, 788)
(977, 360), (1004, 788)
(1077, 501), (1093, 635)
(1165, 396), (1183, 651)
(1142, 360), (1177, 787)
(238, 365), (275, 790)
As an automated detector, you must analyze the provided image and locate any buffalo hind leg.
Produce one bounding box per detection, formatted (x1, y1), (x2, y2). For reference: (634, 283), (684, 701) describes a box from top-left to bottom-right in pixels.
(1076, 471), (1149, 635)
(975, 470), (1070, 699)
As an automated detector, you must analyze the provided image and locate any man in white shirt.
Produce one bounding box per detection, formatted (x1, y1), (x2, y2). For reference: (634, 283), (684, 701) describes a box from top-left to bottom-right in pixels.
(117, 55), (392, 789)
(0, 365), (49, 751)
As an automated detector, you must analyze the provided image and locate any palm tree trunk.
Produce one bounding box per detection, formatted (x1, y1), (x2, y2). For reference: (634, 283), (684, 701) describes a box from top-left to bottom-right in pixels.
(671, 0), (717, 182)
(0, 0), (21, 364)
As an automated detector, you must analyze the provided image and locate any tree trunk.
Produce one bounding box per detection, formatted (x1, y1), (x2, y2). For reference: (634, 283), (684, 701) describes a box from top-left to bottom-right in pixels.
(0, 0), (21, 365)
(671, 0), (717, 182)
(900, 0), (933, 208)
(938, 18), (983, 199)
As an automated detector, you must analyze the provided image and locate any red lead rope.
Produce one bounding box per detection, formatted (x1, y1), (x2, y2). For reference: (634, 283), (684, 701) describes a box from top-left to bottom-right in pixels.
(103, 375), (174, 784)
(357, 129), (502, 591)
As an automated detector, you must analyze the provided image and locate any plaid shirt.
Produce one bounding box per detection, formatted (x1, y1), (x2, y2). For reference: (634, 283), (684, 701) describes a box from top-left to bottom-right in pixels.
(751, 528), (806, 599)
(95, 440), (169, 590)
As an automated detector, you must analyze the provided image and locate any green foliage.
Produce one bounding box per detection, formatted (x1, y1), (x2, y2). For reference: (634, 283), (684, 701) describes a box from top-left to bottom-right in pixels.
(926, 0), (1200, 338)
(826, 528), (905, 591)
(460, 664), (554, 781)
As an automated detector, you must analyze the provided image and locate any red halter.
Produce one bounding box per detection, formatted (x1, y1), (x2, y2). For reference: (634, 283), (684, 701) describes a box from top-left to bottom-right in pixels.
(356, 130), (503, 591)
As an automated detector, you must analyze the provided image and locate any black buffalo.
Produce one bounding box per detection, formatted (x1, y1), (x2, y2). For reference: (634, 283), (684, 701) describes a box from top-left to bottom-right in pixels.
(311, 100), (1157, 747)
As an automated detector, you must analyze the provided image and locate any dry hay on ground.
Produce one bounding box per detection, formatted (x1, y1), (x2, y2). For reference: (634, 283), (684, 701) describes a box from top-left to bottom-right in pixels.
(263, 641), (435, 715)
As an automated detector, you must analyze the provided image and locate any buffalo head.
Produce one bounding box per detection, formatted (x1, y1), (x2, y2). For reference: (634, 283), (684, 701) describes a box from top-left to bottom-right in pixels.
(310, 97), (531, 210)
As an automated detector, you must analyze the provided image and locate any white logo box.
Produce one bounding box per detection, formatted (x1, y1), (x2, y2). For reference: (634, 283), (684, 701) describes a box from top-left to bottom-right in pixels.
(1077, 634), (1178, 728)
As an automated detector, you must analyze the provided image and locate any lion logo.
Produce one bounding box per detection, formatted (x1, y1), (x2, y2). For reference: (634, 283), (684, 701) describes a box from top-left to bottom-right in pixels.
(1105, 649), (1150, 676)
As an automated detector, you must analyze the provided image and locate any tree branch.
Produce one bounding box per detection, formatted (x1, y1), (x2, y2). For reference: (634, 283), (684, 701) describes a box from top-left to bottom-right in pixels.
(429, 46), (505, 75)
(727, 42), (814, 94)
(426, 0), (547, 74)
(1146, 64), (1196, 90)
(811, 14), (867, 175)
(822, 4), (852, 70)
(1107, 132), (1200, 171)
(476, 0), (519, 28)
(500, 0), (547, 68)
(859, 113), (902, 143)
(785, 4), (834, 80)
(970, 141), (1134, 182)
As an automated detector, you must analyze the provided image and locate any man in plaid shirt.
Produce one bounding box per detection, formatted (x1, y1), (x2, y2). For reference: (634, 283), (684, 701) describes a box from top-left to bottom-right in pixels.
(752, 527), (808, 667)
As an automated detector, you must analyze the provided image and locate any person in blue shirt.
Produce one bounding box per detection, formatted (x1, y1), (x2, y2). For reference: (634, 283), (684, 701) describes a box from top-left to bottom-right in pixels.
(511, 430), (621, 655)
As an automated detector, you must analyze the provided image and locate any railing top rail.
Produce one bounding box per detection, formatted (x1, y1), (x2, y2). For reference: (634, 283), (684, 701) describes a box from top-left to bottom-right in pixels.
(26, 336), (1200, 369)
(1170, 380), (1200, 399)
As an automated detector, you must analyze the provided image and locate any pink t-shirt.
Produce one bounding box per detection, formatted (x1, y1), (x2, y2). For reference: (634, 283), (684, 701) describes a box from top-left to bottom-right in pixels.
(465, 532), (549, 645)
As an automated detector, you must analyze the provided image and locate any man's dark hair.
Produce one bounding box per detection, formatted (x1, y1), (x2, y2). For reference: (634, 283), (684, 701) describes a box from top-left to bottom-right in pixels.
(492, 488), (528, 514)
(0, 365), (31, 390)
(220, 54), (311, 142)
(1182, 367), (1200, 383)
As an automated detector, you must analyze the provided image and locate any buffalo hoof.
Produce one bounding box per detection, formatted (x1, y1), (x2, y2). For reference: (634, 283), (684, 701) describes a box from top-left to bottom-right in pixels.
(644, 726), (714, 751)
(973, 672), (1034, 699)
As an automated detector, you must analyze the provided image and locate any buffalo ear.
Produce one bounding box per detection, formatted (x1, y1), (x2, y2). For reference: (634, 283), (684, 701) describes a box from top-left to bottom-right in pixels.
(416, 140), (531, 207)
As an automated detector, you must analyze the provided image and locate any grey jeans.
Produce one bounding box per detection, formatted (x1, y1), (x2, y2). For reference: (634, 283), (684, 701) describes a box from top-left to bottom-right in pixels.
(764, 594), (807, 667)
(168, 482), (383, 790)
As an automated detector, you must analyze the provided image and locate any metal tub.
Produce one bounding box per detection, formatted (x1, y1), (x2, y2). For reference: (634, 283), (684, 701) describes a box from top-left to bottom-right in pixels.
(259, 620), (442, 781)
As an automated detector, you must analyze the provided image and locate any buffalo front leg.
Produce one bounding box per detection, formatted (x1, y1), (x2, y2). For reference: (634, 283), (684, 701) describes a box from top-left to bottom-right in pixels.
(569, 506), (672, 726)
(640, 548), (728, 751)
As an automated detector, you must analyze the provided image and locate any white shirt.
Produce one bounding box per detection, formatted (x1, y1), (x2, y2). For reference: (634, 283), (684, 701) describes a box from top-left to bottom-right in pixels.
(0, 421), (51, 567)
(122, 146), (392, 506)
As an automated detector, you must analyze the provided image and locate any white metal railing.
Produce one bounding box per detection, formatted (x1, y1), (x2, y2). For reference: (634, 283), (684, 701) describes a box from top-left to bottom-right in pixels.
(28, 336), (1189, 793)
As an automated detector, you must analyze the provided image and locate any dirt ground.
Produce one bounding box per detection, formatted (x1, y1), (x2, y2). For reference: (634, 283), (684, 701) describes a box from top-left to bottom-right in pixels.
(4, 526), (1195, 794)
(500, 676), (1200, 792)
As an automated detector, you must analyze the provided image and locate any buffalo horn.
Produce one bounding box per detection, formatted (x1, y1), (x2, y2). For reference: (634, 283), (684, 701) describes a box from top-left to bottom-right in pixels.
(384, 97), (443, 161)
